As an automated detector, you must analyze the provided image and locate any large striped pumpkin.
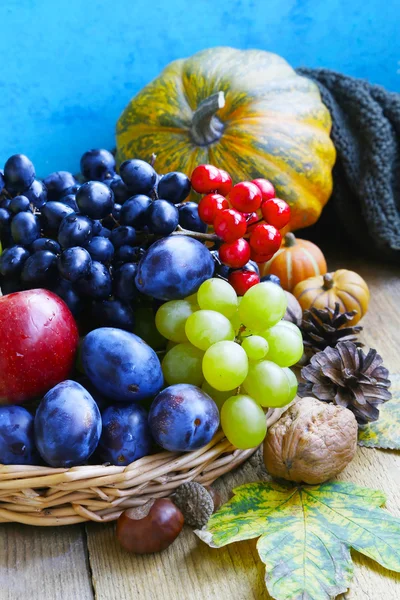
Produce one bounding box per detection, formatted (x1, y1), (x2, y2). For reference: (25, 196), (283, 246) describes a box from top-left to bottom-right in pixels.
(293, 270), (370, 325)
(260, 233), (327, 291)
(116, 47), (336, 231)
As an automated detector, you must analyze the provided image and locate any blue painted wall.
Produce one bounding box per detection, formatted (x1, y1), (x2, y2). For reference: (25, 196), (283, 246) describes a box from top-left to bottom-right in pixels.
(0, 0), (398, 175)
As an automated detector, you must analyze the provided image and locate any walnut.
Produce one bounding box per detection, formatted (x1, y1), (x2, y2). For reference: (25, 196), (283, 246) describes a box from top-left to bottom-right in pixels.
(263, 397), (358, 484)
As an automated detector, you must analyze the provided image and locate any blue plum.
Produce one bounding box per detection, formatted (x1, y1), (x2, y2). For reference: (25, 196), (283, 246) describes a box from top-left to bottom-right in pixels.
(135, 236), (215, 300)
(0, 405), (39, 465)
(98, 404), (152, 465)
(34, 380), (101, 467)
(148, 384), (219, 452)
(81, 328), (164, 403)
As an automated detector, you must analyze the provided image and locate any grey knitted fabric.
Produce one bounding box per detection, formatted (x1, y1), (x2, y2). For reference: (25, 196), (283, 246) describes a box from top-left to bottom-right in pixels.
(296, 68), (400, 262)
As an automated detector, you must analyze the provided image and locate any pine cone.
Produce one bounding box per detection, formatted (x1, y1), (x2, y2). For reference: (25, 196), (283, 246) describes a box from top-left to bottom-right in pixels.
(172, 482), (214, 529)
(301, 303), (363, 355)
(298, 341), (392, 424)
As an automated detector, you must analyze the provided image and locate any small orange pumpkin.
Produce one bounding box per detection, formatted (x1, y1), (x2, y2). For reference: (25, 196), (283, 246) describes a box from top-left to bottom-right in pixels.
(260, 233), (327, 292)
(293, 270), (370, 325)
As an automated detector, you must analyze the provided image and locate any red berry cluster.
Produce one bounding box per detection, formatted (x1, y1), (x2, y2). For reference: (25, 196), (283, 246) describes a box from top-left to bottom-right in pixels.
(191, 164), (291, 295)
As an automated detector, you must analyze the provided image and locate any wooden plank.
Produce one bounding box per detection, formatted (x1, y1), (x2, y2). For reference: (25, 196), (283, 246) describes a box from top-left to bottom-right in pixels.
(0, 524), (93, 600)
(86, 255), (400, 600)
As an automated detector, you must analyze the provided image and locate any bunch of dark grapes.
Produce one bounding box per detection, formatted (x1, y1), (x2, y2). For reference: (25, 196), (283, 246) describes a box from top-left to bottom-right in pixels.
(0, 151), (206, 334)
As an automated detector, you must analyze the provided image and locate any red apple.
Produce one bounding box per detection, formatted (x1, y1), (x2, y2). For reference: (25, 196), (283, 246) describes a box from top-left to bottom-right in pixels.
(0, 289), (79, 405)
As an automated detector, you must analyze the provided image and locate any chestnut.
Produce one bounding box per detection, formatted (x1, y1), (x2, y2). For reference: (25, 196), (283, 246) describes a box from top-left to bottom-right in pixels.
(116, 498), (184, 554)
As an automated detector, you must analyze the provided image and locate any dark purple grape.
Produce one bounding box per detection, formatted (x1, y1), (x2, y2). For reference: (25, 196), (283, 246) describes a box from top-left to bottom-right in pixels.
(0, 198), (11, 210)
(113, 244), (140, 266)
(113, 262), (138, 302)
(11, 212), (40, 245)
(31, 237), (61, 254)
(0, 406), (39, 465)
(98, 404), (152, 465)
(92, 219), (102, 235)
(34, 380), (101, 467)
(210, 249), (230, 280)
(0, 208), (11, 233)
(86, 236), (114, 263)
(0, 245), (30, 277)
(42, 201), (75, 231)
(99, 226), (111, 238)
(43, 171), (76, 200)
(76, 181), (114, 219)
(62, 183), (81, 196)
(58, 214), (93, 248)
(120, 195), (151, 228)
(81, 328), (164, 403)
(0, 169), (4, 193)
(120, 159), (157, 194)
(80, 149), (116, 181)
(149, 384), (219, 452)
(9, 195), (31, 214)
(61, 193), (79, 212)
(106, 176), (130, 204)
(147, 199), (178, 235)
(112, 202), (121, 221)
(24, 179), (47, 208)
(243, 260), (260, 275)
(178, 202), (207, 233)
(53, 279), (83, 317)
(20, 250), (58, 286)
(260, 273), (280, 285)
(110, 225), (136, 248)
(157, 172), (191, 204)
(57, 247), (92, 282)
(91, 298), (135, 331)
(4, 154), (35, 193)
(75, 260), (112, 299)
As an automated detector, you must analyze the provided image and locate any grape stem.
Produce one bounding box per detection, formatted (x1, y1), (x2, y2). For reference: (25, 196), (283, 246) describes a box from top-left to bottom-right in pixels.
(171, 225), (220, 243)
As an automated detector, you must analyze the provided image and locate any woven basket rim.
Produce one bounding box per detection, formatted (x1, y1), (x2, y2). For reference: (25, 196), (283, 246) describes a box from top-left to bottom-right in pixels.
(0, 406), (288, 526)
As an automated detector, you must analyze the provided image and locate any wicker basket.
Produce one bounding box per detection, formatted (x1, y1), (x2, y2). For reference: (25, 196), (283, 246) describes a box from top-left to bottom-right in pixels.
(0, 407), (285, 526)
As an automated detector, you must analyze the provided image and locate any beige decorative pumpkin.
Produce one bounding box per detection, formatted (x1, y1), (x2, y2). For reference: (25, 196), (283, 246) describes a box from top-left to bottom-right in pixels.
(260, 233), (327, 292)
(116, 47), (336, 231)
(293, 270), (369, 325)
(263, 397), (358, 484)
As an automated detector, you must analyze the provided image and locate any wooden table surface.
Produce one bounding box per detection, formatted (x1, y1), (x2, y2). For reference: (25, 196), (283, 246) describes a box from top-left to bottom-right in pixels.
(0, 250), (399, 600)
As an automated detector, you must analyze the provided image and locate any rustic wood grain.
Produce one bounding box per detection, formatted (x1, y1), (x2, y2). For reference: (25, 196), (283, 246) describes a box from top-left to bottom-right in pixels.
(0, 524), (93, 600)
(86, 254), (400, 600)
(0, 251), (399, 600)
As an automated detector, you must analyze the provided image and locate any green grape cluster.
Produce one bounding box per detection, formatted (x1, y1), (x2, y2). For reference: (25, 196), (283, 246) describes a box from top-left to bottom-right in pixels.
(155, 279), (303, 451)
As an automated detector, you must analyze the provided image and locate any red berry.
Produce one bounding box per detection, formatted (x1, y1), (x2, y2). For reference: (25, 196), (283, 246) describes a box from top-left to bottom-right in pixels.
(261, 198), (291, 230)
(191, 165), (222, 194)
(217, 169), (233, 196)
(229, 182), (262, 213)
(219, 238), (251, 269)
(250, 248), (274, 264)
(252, 178), (275, 201)
(228, 270), (260, 296)
(214, 209), (247, 243)
(198, 194), (229, 224)
(250, 223), (282, 256)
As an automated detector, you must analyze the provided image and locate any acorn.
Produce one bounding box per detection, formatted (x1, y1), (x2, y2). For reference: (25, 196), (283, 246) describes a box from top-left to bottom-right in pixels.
(116, 498), (184, 554)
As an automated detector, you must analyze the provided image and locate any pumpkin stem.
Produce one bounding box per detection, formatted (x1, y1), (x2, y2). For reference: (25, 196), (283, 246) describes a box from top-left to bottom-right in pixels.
(284, 232), (296, 247)
(323, 273), (334, 290)
(191, 92), (225, 146)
